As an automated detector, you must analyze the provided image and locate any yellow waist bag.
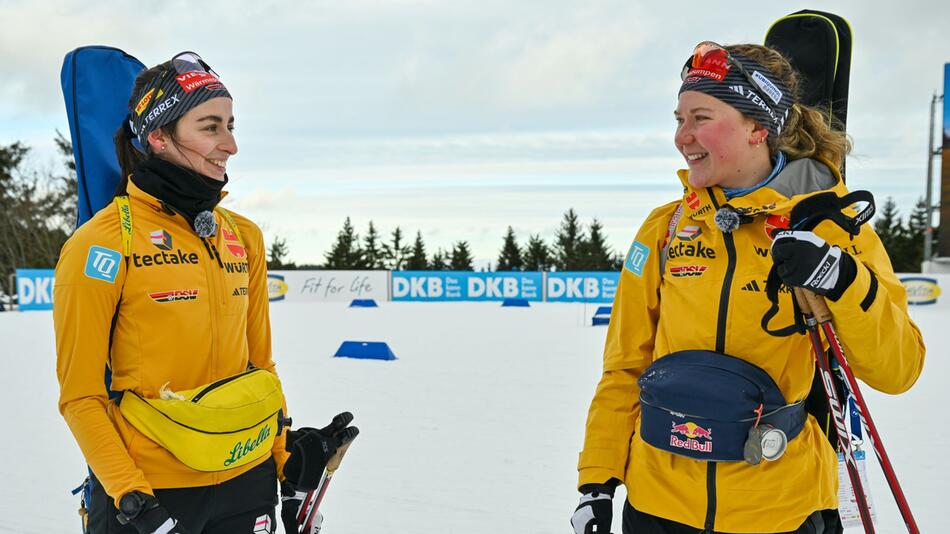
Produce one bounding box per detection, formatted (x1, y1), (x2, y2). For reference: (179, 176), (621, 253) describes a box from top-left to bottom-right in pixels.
(119, 368), (285, 472)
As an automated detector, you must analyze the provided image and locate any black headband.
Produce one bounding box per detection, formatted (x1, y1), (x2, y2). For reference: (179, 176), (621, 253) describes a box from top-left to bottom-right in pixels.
(679, 47), (794, 139)
(127, 51), (231, 150)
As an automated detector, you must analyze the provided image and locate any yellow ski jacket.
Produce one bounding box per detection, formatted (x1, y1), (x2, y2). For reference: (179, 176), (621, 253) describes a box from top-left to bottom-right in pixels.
(578, 159), (924, 533)
(54, 179), (289, 505)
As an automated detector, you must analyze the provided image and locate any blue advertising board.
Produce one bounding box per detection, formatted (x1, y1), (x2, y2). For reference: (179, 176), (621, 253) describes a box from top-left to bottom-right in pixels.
(546, 272), (620, 303)
(16, 269), (56, 311)
(391, 271), (543, 302)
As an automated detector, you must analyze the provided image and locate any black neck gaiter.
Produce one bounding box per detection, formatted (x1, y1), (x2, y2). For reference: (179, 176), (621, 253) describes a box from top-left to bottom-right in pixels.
(132, 157), (227, 233)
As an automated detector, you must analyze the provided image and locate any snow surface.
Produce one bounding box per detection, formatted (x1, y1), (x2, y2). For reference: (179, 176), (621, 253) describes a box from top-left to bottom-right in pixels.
(1, 296), (946, 533)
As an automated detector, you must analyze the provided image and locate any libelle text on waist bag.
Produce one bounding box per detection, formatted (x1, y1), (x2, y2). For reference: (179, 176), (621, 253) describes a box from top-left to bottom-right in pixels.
(119, 368), (286, 472)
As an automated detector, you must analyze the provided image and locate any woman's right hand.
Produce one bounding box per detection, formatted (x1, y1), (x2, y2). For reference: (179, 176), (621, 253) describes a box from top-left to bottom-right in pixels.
(116, 491), (189, 534)
(570, 484), (614, 534)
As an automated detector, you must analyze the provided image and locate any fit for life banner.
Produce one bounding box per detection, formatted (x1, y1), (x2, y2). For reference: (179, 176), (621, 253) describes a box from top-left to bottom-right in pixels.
(546, 272), (620, 303)
(15, 269), (56, 311)
(267, 271), (388, 302)
(391, 271), (543, 302)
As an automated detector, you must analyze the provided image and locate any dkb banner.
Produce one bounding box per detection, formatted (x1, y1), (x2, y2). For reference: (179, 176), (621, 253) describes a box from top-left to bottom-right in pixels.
(15, 269), (56, 311)
(391, 271), (543, 302)
(546, 272), (620, 303)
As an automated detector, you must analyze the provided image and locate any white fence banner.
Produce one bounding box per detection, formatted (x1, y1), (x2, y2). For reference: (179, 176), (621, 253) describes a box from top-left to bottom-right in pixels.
(267, 270), (389, 302)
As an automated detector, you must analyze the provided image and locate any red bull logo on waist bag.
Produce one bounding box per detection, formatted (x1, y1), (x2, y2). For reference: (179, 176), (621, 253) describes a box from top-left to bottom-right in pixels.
(670, 421), (713, 453)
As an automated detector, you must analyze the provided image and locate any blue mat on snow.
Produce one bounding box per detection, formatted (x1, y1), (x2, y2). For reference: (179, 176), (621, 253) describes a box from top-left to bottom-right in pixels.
(592, 305), (612, 326)
(334, 341), (396, 360)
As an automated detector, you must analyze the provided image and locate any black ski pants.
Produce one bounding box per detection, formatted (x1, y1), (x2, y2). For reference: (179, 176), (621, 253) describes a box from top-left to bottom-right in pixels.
(86, 457), (278, 533)
(622, 500), (843, 534)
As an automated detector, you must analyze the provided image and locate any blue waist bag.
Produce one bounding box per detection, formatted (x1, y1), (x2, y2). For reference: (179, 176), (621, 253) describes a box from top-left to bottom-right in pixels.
(638, 350), (806, 462)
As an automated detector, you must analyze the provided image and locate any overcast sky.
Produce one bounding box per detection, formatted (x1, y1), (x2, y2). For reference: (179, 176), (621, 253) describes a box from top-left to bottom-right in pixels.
(2, 0), (948, 266)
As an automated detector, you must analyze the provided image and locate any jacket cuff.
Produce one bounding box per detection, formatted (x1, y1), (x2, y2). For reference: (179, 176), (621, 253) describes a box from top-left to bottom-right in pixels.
(578, 467), (621, 490)
(577, 446), (627, 489)
(827, 256), (876, 311)
(825, 251), (857, 302)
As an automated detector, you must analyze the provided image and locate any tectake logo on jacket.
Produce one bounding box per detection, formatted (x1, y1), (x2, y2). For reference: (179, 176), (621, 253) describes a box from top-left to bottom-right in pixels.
(132, 249), (200, 268)
(667, 240), (717, 260)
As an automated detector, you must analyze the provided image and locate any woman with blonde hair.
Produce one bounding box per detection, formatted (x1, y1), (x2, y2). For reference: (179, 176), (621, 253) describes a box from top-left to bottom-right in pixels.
(571, 42), (924, 534)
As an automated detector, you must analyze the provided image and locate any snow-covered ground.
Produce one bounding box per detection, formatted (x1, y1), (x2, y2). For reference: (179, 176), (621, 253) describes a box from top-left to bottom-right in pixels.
(1, 296), (946, 533)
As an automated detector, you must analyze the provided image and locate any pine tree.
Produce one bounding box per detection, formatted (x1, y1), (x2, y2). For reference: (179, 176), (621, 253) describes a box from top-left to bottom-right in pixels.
(523, 234), (551, 271)
(404, 231), (429, 270)
(578, 218), (613, 270)
(382, 226), (411, 270)
(429, 248), (448, 270)
(323, 217), (362, 269)
(267, 236), (293, 269)
(902, 198), (929, 272)
(449, 241), (474, 271)
(360, 221), (383, 269)
(496, 226), (523, 271)
(1, 138), (76, 294)
(873, 197), (902, 261)
(553, 208), (587, 271)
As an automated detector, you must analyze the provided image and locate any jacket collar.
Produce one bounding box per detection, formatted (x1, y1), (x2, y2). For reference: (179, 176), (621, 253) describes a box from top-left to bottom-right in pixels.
(676, 158), (846, 222)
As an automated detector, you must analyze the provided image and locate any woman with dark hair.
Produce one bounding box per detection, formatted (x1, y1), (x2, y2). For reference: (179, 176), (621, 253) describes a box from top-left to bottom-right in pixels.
(54, 52), (356, 534)
(570, 42), (925, 534)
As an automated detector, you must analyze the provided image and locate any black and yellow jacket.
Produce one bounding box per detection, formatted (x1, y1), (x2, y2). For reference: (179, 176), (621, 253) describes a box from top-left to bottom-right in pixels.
(54, 179), (288, 505)
(578, 158), (925, 533)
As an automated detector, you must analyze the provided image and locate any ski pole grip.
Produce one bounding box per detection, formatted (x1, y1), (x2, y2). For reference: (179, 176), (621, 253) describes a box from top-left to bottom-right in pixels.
(326, 441), (353, 473)
(793, 288), (833, 323)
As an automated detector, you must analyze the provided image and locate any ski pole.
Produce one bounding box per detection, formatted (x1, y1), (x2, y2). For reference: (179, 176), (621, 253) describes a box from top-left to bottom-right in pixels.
(795, 289), (876, 533)
(797, 289), (920, 534)
(297, 438), (357, 533)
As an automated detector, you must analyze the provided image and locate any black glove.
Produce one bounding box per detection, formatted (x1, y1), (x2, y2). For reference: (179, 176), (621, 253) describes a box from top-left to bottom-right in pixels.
(571, 484), (614, 534)
(281, 480), (323, 533)
(771, 230), (856, 300)
(283, 412), (359, 491)
(116, 491), (188, 534)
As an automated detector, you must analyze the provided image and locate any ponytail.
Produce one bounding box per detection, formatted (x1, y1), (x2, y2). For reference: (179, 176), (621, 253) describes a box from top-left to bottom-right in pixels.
(112, 61), (176, 197)
(726, 44), (852, 169)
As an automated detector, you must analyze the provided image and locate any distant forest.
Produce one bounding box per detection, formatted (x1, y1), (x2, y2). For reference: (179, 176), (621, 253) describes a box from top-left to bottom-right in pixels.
(0, 135), (939, 296)
(266, 209), (624, 272)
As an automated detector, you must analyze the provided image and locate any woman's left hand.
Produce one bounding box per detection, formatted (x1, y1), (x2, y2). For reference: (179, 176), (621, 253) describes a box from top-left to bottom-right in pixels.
(771, 230), (856, 300)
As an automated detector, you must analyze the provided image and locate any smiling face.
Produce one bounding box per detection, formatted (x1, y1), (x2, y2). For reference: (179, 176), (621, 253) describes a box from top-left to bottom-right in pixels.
(674, 91), (771, 190)
(147, 97), (236, 180)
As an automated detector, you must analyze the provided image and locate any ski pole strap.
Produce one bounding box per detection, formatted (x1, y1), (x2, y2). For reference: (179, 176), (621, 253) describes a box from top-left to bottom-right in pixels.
(761, 190), (874, 336)
(788, 190), (875, 236)
(761, 267), (806, 337)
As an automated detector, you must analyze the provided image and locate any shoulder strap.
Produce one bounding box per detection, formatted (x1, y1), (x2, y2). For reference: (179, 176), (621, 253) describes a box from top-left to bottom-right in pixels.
(214, 206), (244, 246)
(114, 195), (133, 257)
(108, 195), (132, 399)
(658, 204), (684, 275)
